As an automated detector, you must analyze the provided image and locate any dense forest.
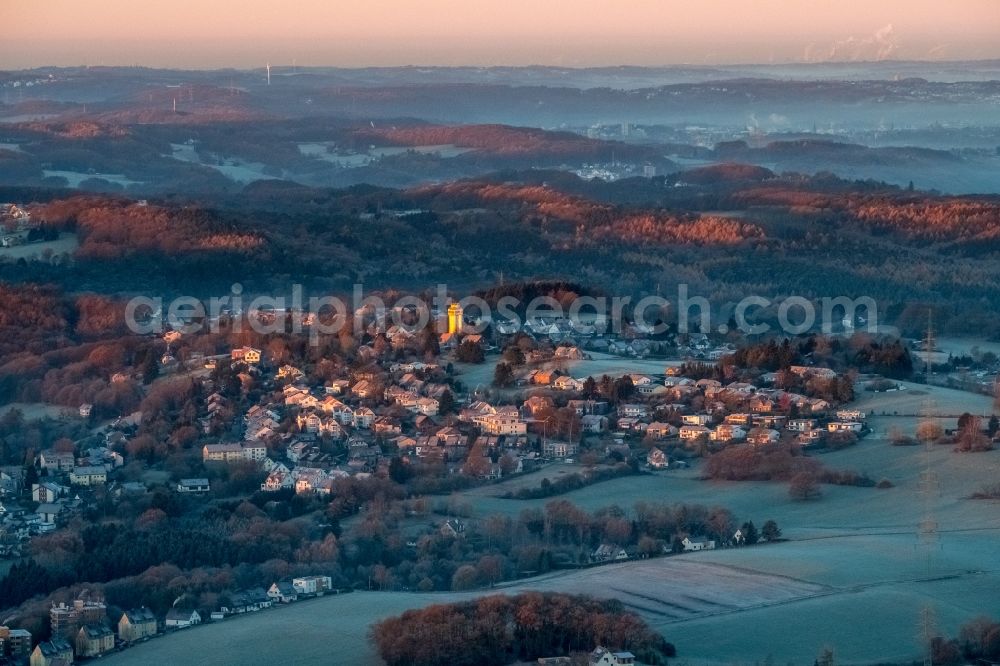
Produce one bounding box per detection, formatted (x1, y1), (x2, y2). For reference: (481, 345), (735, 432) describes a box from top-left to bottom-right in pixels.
(4, 159), (1000, 335)
(371, 592), (676, 666)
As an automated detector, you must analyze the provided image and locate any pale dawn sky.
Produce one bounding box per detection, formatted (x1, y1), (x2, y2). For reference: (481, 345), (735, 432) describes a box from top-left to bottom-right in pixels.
(3, 0), (999, 69)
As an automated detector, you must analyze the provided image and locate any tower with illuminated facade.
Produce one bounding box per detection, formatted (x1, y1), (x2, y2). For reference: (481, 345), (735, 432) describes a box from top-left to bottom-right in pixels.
(447, 302), (464, 335)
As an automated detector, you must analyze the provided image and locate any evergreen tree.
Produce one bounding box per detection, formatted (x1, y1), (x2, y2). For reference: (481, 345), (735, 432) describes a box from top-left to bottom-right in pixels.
(438, 389), (456, 415)
(761, 520), (782, 542)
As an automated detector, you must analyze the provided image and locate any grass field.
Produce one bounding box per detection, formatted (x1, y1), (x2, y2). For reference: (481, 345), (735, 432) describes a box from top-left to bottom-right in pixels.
(453, 351), (680, 393)
(852, 379), (993, 416)
(0, 402), (75, 421)
(0, 234), (78, 260)
(101, 527), (1000, 666)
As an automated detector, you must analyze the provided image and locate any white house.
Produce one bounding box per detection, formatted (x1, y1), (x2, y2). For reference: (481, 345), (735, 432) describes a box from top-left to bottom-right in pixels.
(679, 425), (710, 441)
(618, 404), (649, 418)
(164, 608), (201, 629)
(292, 575), (333, 595)
(710, 424), (747, 442)
(787, 418), (817, 432)
(591, 646), (636, 666)
(682, 537), (716, 552)
(827, 421), (863, 433)
(591, 544), (629, 562)
(267, 582), (298, 604)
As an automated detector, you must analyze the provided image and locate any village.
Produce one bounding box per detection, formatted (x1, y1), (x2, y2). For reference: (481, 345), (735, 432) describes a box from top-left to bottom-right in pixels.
(0, 288), (896, 665)
(1, 572), (339, 666)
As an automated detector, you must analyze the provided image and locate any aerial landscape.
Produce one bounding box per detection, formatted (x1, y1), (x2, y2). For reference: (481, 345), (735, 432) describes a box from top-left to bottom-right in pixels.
(1, 1), (1000, 665)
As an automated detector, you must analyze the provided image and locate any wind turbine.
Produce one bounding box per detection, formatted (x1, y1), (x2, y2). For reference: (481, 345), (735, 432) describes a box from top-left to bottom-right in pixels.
(266, 63), (271, 86)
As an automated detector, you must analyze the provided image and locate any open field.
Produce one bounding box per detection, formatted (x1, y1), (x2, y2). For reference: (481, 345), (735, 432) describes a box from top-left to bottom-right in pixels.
(466, 436), (1000, 538)
(0, 401), (75, 421)
(853, 379), (993, 416)
(101, 527), (1000, 666)
(454, 351), (680, 393)
(0, 234), (78, 259)
(935, 336), (1000, 359)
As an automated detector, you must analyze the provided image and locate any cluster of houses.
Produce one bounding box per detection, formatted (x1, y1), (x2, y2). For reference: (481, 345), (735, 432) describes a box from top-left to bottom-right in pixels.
(0, 443), (127, 558)
(587, 525), (771, 571)
(195, 336), (867, 502)
(0, 203), (36, 248)
(584, 367), (867, 469)
(196, 352), (560, 493)
(490, 315), (734, 362)
(5, 577), (336, 665)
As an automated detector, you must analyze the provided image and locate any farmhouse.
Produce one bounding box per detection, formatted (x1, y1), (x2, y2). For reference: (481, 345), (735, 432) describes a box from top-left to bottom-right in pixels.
(682, 537), (716, 552)
(164, 608), (201, 629)
(440, 519), (466, 538)
(591, 646), (637, 666)
(591, 544), (629, 562)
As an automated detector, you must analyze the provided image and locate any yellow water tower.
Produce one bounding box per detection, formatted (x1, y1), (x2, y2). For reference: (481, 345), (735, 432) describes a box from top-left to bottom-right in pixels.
(447, 302), (464, 335)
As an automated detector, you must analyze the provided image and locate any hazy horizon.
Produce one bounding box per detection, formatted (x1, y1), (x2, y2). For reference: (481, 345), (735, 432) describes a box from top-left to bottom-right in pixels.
(4, 0), (1000, 70)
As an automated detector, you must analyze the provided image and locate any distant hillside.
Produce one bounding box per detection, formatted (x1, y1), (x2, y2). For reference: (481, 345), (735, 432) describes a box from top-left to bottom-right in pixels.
(356, 123), (661, 162)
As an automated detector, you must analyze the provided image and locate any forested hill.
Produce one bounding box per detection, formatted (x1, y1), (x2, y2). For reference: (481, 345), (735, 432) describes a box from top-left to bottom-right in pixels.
(3, 167), (1000, 337)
